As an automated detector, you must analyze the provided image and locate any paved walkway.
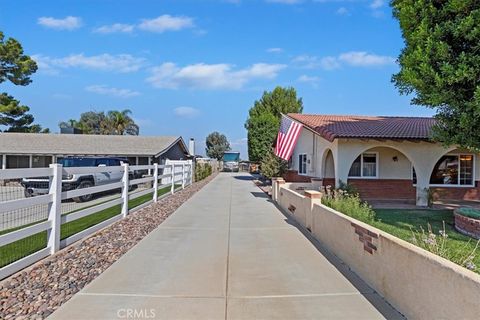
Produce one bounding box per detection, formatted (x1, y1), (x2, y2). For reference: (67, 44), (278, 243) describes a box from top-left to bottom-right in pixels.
(49, 173), (402, 320)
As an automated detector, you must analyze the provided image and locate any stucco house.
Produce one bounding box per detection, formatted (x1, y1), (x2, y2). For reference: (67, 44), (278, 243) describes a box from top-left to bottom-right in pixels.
(285, 113), (480, 206)
(0, 132), (191, 169)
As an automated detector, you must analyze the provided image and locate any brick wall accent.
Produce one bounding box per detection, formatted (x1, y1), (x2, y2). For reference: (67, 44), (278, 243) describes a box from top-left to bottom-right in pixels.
(351, 222), (378, 254)
(283, 170), (313, 183)
(347, 179), (416, 201)
(432, 182), (480, 201)
(454, 212), (480, 239)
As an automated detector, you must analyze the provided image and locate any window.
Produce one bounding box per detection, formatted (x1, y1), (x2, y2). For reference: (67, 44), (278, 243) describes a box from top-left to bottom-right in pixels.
(6, 155), (29, 168)
(298, 154), (307, 175)
(430, 154), (474, 186)
(348, 153), (378, 178)
(32, 156), (52, 168)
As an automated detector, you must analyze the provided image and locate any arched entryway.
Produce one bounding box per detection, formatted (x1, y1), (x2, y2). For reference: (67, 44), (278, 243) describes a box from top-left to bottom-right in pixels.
(345, 146), (417, 203)
(321, 148), (335, 187)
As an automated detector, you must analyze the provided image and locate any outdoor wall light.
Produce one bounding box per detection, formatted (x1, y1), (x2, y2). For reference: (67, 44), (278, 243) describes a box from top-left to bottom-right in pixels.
(392, 156), (398, 162)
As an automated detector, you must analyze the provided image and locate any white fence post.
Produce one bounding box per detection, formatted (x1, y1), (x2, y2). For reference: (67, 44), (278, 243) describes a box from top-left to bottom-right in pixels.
(47, 163), (62, 254)
(170, 164), (175, 194)
(182, 164), (185, 189)
(122, 163), (129, 218)
(153, 163), (159, 202)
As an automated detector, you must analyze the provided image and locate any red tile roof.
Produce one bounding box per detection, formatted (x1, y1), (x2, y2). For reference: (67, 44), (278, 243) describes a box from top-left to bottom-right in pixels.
(287, 114), (436, 142)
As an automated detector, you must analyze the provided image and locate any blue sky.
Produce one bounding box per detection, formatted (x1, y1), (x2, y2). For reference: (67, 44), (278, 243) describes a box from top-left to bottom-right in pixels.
(0, 0), (434, 159)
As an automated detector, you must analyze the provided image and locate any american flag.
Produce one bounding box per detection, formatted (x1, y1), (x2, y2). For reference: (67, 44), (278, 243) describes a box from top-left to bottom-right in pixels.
(275, 115), (303, 160)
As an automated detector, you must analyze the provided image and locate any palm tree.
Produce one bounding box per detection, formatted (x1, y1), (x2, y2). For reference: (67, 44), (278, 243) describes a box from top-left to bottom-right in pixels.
(106, 109), (139, 135)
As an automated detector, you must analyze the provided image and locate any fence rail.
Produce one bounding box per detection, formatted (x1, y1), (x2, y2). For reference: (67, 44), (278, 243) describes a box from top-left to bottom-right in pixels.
(0, 160), (193, 280)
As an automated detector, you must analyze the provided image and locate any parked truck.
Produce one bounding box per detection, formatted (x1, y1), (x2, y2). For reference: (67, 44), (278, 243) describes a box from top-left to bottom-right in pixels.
(222, 152), (240, 172)
(21, 157), (135, 202)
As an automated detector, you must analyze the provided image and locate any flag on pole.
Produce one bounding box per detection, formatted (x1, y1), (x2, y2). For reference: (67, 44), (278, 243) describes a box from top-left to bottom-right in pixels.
(275, 115), (303, 160)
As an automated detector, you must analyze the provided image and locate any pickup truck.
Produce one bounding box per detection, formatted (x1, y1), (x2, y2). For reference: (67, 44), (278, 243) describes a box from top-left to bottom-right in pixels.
(21, 157), (136, 203)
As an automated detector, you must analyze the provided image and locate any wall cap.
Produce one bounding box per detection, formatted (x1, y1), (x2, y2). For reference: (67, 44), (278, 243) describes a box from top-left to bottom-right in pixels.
(304, 190), (322, 199)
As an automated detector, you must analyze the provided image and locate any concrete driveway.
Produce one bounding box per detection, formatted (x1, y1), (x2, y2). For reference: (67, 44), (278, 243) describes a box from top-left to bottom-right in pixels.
(49, 173), (402, 320)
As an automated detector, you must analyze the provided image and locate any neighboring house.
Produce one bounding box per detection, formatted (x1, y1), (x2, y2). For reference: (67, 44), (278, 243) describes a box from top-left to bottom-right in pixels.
(0, 133), (191, 169)
(285, 113), (480, 206)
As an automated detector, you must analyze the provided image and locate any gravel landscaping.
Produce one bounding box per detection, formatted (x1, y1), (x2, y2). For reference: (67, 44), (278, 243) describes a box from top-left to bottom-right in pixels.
(0, 173), (217, 320)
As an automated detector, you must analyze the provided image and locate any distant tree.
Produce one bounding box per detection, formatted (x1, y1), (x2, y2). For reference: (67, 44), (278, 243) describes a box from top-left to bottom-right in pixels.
(59, 109), (139, 135)
(392, 0), (480, 149)
(260, 151), (288, 180)
(79, 111), (108, 134)
(106, 109), (139, 135)
(206, 131), (231, 160)
(0, 93), (48, 133)
(245, 86), (303, 162)
(0, 31), (47, 132)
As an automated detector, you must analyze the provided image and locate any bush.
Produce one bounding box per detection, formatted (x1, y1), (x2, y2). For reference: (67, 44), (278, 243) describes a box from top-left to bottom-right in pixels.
(260, 151), (287, 180)
(195, 163), (212, 182)
(322, 189), (375, 222)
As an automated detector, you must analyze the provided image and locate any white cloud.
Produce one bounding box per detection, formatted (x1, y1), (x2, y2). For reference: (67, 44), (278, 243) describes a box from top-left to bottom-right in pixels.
(85, 85), (140, 98)
(298, 75), (320, 88)
(370, 0), (384, 9)
(298, 74), (320, 83)
(292, 51), (394, 70)
(336, 7), (349, 15)
(33, 53), (145, 73)
(37, 16), (82, 30)
(147, 62), (286, 90)
(292, 55), (321, 69)
(338, 51), (395, 66)
(173, 107), (200, 118)
(267, 47), (283, 53)
(138, 15), (194, 33)
(94, 23), (134, 34)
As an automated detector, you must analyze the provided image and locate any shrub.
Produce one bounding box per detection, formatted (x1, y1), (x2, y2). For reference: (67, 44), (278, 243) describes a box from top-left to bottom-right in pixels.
(410, 222), (479, 272)
(322, 189), (375, 222)
(194, 163), (212, 182)
(337, 180), (358, 197)
(260, 151), (287, 180)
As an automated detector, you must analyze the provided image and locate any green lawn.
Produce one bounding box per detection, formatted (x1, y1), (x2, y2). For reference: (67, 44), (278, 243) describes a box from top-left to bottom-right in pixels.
(0, 185), (178, 268)
(371, 209), (480, 273)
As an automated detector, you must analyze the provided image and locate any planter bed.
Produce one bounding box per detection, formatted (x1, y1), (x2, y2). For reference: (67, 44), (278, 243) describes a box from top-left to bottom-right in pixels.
(454, 208), (480, 240)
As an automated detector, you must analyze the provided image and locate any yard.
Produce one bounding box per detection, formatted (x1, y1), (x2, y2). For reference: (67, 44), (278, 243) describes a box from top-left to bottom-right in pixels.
(0, 185), (179, 268)
(371, 209), (480, 273)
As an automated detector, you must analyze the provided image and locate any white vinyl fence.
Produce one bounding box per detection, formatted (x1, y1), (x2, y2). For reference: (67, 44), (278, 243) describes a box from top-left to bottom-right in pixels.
(0, 161), (192, 280)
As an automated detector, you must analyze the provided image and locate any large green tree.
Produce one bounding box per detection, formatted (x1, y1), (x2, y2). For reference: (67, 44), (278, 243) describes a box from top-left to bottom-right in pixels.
(246, 112), (279, 164)
(245, 86), (303, 162)
(392, 0), (480, 149)
(0, 31), (47, 132)
(206, 131), (231, 160)
(0, 31), (37, 86)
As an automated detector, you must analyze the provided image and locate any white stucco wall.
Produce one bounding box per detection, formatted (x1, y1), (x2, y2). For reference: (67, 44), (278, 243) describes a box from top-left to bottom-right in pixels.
(365, 147), (412, 180)
(290, 128), (337, 178)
